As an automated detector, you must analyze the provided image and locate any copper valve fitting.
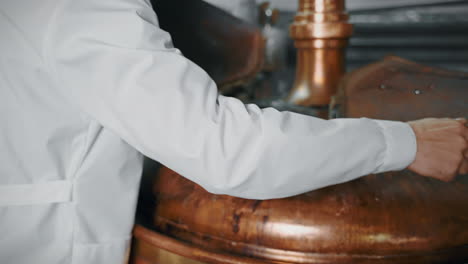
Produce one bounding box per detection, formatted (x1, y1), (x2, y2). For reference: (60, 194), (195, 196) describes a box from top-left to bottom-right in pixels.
(287, 0), (353, 107)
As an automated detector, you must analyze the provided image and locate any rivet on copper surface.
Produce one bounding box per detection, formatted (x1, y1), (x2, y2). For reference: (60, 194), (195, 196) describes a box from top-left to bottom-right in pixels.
(380, 84), (387, 90)
(414, 89), (422, 95)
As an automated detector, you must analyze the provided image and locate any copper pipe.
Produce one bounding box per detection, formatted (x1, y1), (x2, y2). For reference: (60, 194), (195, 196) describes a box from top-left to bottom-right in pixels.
(287, 0), (353, 107)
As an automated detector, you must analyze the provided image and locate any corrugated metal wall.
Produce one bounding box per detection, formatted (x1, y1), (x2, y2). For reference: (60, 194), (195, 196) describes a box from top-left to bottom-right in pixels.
(273, 1), (468, 72)
(260, 0), (466, 11)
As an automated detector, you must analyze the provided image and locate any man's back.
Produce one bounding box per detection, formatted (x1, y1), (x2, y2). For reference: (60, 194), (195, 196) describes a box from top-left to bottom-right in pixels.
(0, 1), (143, 263)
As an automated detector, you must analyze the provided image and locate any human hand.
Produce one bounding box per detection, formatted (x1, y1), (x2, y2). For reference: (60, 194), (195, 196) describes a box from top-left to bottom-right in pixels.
(407, 118), (468, 182)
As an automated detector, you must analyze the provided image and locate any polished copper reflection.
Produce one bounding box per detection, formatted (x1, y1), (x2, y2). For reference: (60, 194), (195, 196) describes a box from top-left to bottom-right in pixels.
(287, 0), (353, 106)
(154, 0), (264, 91)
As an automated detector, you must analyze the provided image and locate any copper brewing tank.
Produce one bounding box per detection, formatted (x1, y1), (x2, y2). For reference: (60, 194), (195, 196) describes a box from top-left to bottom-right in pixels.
(130, 0), (468, 262)
(287, 0), (353, 106)
(131, 57), (468, 263)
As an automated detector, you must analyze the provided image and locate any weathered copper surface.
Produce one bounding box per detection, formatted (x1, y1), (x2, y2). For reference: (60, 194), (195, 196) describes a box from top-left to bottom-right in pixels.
(153, 0), (264, 91)
(287, 0), (353, 106)
(131, 56), (468, 264)
(333, 56), (468, 121)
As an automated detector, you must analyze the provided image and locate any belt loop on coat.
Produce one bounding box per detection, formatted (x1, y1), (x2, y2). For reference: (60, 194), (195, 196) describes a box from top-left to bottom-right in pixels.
(0, 180), (73, 206)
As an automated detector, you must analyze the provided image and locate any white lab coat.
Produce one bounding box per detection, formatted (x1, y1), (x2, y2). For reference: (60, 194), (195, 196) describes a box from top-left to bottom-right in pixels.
(0, 0), (417, 263)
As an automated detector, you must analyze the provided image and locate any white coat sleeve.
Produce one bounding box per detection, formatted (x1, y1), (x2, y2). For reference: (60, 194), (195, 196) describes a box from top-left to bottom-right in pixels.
(47, 0), (416, 199)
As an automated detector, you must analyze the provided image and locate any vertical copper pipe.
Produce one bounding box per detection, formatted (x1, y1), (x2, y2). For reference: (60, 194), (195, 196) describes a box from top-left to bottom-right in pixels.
(287, 0), (352, 107)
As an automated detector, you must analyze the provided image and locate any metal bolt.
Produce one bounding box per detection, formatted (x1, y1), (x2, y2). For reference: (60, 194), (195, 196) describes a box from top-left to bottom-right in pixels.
(414, 89), (422, 95)
(380, 84), (386, 90)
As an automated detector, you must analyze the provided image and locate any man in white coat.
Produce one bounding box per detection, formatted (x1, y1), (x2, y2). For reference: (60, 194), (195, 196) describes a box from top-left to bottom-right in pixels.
(0, 0), (467, 263)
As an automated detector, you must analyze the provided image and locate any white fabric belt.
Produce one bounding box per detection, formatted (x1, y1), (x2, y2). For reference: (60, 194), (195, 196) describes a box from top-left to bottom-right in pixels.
(0, 180), (73, 206)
